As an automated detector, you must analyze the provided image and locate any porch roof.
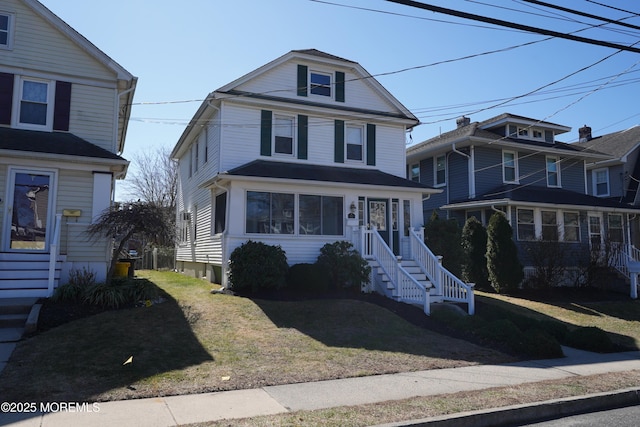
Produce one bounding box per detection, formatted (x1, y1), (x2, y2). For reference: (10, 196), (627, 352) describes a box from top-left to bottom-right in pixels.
(214, 160), (439, 193)
(0, 127), (126, 161)
(442, 184), (640, 213)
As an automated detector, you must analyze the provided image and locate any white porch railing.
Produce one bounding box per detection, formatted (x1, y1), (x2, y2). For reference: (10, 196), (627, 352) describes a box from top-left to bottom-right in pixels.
(361, 227), (432, 315)
(409, 228), (475, 315)
(612, 244), (640, 299)
(47, 213), (63, 297)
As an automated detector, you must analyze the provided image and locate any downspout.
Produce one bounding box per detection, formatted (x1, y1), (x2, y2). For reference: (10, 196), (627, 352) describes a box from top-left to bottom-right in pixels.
(116, 82), (137, 156)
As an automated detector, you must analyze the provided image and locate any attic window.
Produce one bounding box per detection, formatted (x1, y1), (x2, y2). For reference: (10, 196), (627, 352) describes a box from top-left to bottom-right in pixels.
(517, 127), (529, 137)
(0, 12), (13, 49)
(310, 72), (331, 97)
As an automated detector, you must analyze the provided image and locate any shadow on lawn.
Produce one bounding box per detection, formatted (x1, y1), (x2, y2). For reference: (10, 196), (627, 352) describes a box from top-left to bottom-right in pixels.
(251, 291), (511, 364)
(475, 293), (639, 352)
(0, 286), (213, 405)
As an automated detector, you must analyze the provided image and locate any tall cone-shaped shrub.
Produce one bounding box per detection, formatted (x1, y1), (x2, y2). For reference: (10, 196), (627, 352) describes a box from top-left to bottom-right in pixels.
(486, 213), (523, 293)
(461, 216), (490, 290)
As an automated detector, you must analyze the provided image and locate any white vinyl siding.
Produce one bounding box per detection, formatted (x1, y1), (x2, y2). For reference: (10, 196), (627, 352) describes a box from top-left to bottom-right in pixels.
(3, 0), (114, 81)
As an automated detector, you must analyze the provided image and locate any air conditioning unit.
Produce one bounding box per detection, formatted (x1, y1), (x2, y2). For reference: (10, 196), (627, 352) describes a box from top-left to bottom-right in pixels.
(181, 212), (192, 221)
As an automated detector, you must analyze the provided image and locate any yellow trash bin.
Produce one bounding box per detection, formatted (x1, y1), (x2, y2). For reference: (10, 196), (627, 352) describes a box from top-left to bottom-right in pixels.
(114, 262), (130, 277)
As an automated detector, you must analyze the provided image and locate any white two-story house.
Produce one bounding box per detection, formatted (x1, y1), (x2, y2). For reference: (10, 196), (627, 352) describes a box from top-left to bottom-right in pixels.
(172, 49), (474, 314)
(0, 0), (136, 297)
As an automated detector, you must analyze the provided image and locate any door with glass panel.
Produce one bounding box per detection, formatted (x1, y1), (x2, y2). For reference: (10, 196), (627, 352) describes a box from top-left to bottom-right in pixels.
(4, 170), (55, 251)
(368, 199), (390, 249)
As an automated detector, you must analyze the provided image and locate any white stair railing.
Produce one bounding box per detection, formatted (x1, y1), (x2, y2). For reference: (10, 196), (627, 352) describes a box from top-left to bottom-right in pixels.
(361, 226), (432, 315)
(409, 228), (475, 315)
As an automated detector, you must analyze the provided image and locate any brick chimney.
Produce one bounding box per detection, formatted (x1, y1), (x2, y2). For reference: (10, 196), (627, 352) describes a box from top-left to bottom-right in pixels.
(456, 116), (470, 128)
(579, 125), (592, 142)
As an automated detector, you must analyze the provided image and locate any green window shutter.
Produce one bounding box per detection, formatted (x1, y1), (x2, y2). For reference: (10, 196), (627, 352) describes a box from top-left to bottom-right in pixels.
(335, 71), (345, 102)
(366, 124), (376, 166)
(334, 120), (345, 163)
(298, 114), (308, 160)
(297, 65), (308, 97)
(260, 110), (272, 156)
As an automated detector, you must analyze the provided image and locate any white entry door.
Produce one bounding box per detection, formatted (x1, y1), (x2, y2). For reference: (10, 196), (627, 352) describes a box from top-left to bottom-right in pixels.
(4, 169), (56, 252)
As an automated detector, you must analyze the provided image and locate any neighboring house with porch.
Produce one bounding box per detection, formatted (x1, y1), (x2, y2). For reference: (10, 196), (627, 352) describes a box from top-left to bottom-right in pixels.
(406, 113), (640, 286)
(172, 49), (475, 314)
(0, 0), (136, 297)
(574, 124), (640, 246)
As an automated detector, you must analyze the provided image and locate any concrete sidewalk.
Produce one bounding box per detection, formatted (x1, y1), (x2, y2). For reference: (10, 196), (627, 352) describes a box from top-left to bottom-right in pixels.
(1, 347), (639, 426)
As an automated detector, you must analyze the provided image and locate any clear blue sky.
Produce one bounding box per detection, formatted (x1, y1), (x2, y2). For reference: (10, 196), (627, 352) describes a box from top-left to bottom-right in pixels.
(40, 0), (640, 199)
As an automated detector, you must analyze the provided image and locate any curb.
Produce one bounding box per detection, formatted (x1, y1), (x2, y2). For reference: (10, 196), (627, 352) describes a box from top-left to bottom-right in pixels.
(24, 303), (42, 334)
(373, 388), (640, 427)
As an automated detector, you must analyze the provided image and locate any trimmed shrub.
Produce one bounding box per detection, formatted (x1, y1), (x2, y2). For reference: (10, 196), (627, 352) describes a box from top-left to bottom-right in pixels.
(566, 326), (615, 353)
(424, 211), (463, 277)
(287, 263), (330, 294)
(538, 320), (570, 343)
(522, 328), (563, 358)
(316, 241), (371, 290)
(479, 319), (522, 347)
(229, 240), (289, 293)
(461, 216), (490, 290)
(486, 213), (524, 293)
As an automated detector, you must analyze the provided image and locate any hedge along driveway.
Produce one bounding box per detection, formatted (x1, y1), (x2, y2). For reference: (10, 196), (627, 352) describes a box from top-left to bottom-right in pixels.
(0, 271), (513, 403)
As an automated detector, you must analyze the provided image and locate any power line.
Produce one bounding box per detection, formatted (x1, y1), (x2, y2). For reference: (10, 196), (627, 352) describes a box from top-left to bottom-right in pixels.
(384, 0), (640, 53)
(521, 0), (640, 32)
(584, 1), (640, 18)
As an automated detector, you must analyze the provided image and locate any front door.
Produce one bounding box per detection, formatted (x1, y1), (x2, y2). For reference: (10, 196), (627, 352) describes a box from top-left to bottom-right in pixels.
(4, 169), (55, 252)
(368, 198), (391, 251)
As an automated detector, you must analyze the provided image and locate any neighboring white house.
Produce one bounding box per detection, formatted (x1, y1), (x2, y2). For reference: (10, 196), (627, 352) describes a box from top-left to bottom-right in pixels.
(0, 0), (137, 297)
(172, 49), (475, 314)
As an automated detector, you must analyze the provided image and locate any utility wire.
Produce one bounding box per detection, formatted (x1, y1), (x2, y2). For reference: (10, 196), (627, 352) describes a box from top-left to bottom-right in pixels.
(584, 1), (640, 18)
(384, 0), (640, 53)
(521, 0), (640, 32)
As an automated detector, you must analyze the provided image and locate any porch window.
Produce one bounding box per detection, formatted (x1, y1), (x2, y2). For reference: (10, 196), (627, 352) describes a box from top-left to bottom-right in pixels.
(403, 200), (411, 236)
(298, 195), (343, 235)
(608, 214), (624, 243)
(435, 155), (446, 186)
(541, 210), (558, 241)
(546, 156), (559, 187)
(517, 208), (535, 241)
(246, 191), (294, 234)
(563, 212), (580, 242)
(503, 151), (518, 183)
(213, 192), (227, 234)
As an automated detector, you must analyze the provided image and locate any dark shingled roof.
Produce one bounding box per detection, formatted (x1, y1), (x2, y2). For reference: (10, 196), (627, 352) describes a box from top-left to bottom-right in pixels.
(573, 125), (640, 159)
(223, 160), (435, 190)
(0, 127), (125, 161)
(450, 184), (640, 210)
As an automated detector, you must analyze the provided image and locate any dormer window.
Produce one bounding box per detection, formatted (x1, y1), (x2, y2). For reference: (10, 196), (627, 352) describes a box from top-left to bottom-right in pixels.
(517, 127), (529, 137)
(0, 12), (13, 49)
(310, 72), (331, 97)
(532, 129), (543, 139)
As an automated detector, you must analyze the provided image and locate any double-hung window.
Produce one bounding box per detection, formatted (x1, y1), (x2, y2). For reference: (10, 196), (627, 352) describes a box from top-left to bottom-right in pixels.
(541, 210), (558, 241)
(0, 12), (13, 49)
(503, 151), (518, 183)
(274, 115), (294, 156)
(18, 78), (52, 128)
(593, 168), (609, 197)
(563, 212), (580, 242)
(409, 163), (420, 182)
(346, 124), (363, 161)
(517, 209), (535, 241)
(435, 155), (446, 186)
(546, 156), (559, 187)
(310, 72), (331, 97)
(608, 214), (624, 244)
